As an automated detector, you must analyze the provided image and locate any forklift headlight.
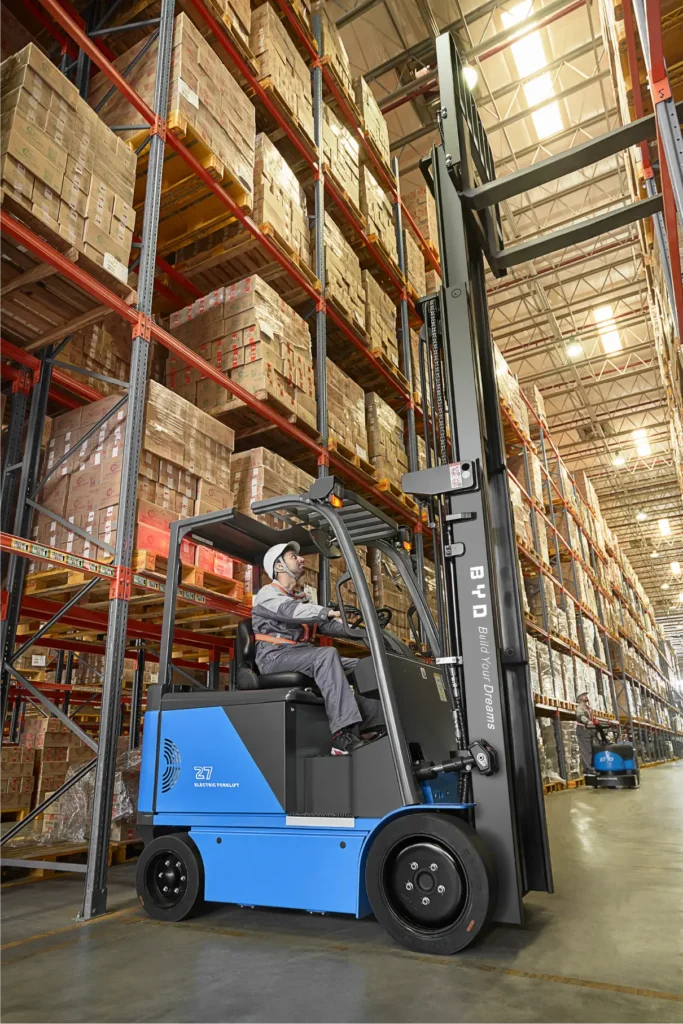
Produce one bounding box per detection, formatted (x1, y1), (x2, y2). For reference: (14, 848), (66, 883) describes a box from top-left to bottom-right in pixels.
(330, 494), (343, 508)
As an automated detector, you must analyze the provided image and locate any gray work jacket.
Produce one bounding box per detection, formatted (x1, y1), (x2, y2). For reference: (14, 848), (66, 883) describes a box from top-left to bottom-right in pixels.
(251, 582), (348, 645)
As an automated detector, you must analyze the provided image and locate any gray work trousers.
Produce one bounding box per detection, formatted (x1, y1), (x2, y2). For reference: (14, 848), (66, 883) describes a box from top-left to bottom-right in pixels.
(577, 728), (594, 773)
(256, 643), (384, 735)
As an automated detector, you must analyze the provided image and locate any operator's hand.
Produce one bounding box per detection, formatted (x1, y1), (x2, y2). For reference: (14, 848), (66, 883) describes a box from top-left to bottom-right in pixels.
(327, 609), (342, 619)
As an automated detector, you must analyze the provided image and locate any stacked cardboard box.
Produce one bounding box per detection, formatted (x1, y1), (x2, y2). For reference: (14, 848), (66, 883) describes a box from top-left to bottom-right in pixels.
(314, 2), (352, 96)
(253, 133), (309, 261)
(1, 44), (137, 286)
(322, 103), (359, 207)
(360, 167), (398, 262)
(362, 271), (399, 366)
(411, 329), (422, 403)
(403, 228), (426, 298)
(251, 2), (314, 144)
(211, 0), (251, 47)
(168, 276), (316, 430)
(402, 186), (439, 255)
(354, 76), (390, 168)
(230, 447), (315, 597)
(19, 716), (75, 809)
(494, 343), (530, 436)
(425, 268), (440, 294)
(90, 14), (255, 203)
(365, 392), (408, 487)
(30, 382), (235, 575)
(368, 548), (413, 642)
(320, 213), (365, 332)
(52, 315), (165, 399)
(328, 547), (372, 610)
(1, 744), (35, 811)
(326, 357), (369, 461)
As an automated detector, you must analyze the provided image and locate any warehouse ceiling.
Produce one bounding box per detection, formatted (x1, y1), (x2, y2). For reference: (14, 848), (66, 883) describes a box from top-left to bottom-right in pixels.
(331, 0), (683, 649)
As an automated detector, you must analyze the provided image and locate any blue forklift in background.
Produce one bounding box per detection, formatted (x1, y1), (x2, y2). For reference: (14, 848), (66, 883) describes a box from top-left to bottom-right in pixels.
(134, 30), (554, 955)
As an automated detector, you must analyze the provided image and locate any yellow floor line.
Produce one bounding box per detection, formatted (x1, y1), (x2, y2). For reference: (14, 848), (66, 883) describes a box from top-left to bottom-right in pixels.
(0, 904), (139, 951)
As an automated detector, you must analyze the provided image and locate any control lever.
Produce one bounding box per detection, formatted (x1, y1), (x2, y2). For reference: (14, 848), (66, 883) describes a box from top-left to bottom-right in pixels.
(415, 740), (498, 781)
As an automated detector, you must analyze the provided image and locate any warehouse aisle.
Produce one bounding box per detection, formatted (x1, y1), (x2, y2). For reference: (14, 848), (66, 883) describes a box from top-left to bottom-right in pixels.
(2, 762), (682, 1024)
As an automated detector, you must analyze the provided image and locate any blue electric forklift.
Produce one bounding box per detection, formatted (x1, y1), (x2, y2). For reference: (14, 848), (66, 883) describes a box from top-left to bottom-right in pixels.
(134, 31), (554, 954)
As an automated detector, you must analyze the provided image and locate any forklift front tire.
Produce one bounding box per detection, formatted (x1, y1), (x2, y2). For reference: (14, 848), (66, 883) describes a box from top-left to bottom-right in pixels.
(136, 833), (205, 922)
(365, 812), (495, 955)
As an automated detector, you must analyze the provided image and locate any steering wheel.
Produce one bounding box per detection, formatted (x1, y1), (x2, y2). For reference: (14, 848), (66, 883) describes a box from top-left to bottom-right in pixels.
(376, 607), (393, 629)
(328, 602), (364, 628)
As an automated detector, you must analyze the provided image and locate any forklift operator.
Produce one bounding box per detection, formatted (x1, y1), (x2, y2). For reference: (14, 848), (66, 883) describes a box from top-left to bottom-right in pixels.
(252, 542), (386, 755)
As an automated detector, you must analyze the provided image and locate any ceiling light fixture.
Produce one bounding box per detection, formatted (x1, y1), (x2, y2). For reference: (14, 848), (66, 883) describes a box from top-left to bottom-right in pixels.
(659, 518), (671, 536)
(636, 511), (648, 521)
(661, 584), (670, 590)
(566, 341), (583, 359)
(671, 561), (681, 575)
(612, 454), (626, 466)
(632, 428), (651, 457)
(650, 551), (660, 558)
(462, 65), (478, 89)
(501, 3), (563, 140)
(593, 304), (622, 353)
(679, 592), (683, 603)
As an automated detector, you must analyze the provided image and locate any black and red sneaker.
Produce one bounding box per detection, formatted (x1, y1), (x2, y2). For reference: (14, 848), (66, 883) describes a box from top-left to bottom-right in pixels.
(331, 727), (367, 755)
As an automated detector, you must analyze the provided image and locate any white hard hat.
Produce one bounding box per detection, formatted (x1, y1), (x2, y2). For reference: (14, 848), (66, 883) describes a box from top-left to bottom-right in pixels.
(264, 541), (300, 580)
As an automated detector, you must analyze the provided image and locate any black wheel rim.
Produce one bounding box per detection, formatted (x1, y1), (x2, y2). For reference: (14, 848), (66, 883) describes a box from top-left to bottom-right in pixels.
(381, 837), (468, 932)
(146, 850), (189, 909)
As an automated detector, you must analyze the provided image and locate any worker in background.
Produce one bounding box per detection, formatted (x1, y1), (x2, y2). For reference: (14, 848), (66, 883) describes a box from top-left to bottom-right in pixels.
(575, 691), (598, 776)
(252, 541), (386, 755)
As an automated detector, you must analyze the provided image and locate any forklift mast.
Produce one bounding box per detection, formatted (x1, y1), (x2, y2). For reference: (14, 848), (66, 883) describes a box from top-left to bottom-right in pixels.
(403, 32), (552, 922)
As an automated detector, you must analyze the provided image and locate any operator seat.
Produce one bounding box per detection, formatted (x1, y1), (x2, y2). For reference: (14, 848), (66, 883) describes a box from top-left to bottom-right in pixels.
(234, 618), (316, 691)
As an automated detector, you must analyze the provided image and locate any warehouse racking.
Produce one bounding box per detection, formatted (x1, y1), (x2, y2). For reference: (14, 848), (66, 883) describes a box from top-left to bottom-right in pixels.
(1, 0), (681, 911)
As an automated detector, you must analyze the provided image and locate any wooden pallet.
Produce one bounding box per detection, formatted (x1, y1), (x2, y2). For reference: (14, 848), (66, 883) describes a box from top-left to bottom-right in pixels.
(325, 293), (369, 346)
(353, 232), (404, 300)
(0, 837), (143, 885)
(567, 777), (587, 788)
(0, 198), (136, 336)
(181, 567), (244, 598)
(543, 780), (566, 794)
(1, 808), (30, 823)
(23, 566), (108, 597)
(246, 76), (317, 171)
(328, 437), (377, 480)
(128, 113), (252, 257)
(172, 221), (320, 309)
(377, 478), (419, 515)
(216, 387), (320, 451)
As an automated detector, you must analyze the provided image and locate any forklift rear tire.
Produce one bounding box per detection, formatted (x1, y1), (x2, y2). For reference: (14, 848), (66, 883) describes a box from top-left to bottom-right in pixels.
(136, 833), (205, 922)
(365, 812), (495, 955)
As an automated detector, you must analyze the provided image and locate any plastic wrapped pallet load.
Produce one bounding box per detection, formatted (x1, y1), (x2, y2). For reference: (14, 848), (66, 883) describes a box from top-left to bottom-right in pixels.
(319, 213), (365, 333)
(29, 383), (235, 580)
(168, 275), (316, 431)
(321, 103), (359, 207)
(359, 166), (398, 262)
(88, 13), (253, 247)
(401, 185), (439, 255)
(365, 392), (409, 489)
(250, 2), (314, 144)
(353, 76), (391, 168)
(362, 271), (399, 367)
(1, 43), (137, 287)
(326, 358), (369, 462)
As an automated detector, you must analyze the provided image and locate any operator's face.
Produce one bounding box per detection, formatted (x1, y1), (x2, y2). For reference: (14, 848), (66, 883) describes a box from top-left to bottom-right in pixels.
(282, 549), (305, 578)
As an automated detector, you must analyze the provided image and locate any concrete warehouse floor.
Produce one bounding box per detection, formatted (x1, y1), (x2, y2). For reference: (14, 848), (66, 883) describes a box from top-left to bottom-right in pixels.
(2, 762), (682, 1024)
